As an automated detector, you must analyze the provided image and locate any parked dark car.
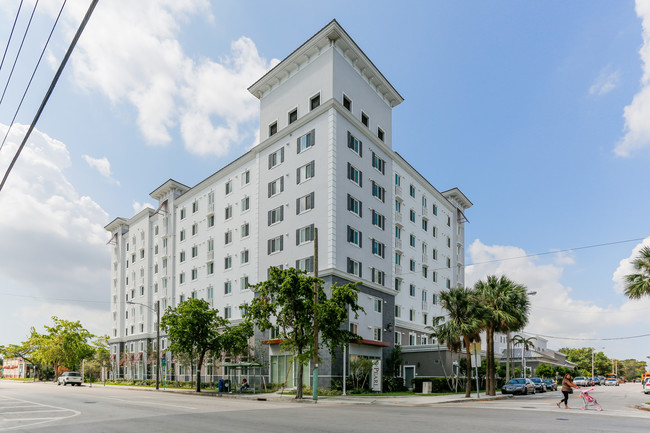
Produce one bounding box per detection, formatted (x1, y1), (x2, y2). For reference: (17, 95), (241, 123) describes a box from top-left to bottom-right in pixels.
(502, 378), (536, 395)
(593, 377), (601, 386)
(529, 377), (547, 393)
(543, 379), (558, 391)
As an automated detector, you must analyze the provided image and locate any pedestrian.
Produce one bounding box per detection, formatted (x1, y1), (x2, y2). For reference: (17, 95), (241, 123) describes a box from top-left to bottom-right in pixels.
(557, 373), (580, 409)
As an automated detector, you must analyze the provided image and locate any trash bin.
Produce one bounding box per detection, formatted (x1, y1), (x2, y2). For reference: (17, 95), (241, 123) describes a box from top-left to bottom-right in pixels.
(218, 379), (224, 392)
(223, 379), (230, 393)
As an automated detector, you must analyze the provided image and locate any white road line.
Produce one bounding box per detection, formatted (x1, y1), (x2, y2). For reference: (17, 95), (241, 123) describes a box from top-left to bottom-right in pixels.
(0, 395), (80, 432)
(2, 409), (71, 415)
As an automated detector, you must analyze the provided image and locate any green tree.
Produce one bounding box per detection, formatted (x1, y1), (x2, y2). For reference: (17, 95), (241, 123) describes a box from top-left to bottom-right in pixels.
(161, 298), (252, 392)
(623, 246), (650, 299)
(84, 336), (111, 382)
(474, 275), (530, 396)
(33, 317), (96, 379)
(385, 345), (404, 377)
(245, 267), (363, 399)
(0, 337), (44, 380)
(535, 363), (554, 379)
(511, 334), (536, 377)
(427, 286), (483, 398)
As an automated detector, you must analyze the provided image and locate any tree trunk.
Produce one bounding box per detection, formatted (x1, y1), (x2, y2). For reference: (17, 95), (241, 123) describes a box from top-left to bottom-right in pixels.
(486, 327), (495, 395)
(196, 352), (204, 393)
(295, 358), (303, 399)
(464, 337), (472, 398)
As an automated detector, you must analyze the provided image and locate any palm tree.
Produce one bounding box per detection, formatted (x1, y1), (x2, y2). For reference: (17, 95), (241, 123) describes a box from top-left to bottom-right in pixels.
(427, 286), (483, 398)
(474, 275), (530, 396)
(511, 334), (536, 378)
(624, 246), (650, 299)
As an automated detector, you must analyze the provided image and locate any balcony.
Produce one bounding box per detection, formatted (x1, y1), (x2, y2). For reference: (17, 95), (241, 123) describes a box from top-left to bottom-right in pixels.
(207, 250), (214, 260)
(395, 238), (402, 250)
(395, 264), (402, 275)
(422, 254), (428, 264)
(208, 203), (215, 213)
(422, 301), (429, 311)
(395, 212), (402, 223)
(422, 207), (428, 217)
(395, 185), (402, 196)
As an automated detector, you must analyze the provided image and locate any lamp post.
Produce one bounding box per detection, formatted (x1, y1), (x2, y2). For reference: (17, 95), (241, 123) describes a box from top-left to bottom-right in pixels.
(127, 300), (160, 390)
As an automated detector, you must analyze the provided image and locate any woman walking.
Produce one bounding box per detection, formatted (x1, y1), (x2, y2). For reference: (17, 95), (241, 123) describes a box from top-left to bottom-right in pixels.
(557, 373), (580, 409)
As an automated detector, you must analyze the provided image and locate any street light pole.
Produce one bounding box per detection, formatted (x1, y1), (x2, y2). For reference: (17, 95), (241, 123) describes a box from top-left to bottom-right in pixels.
(127, 301), (160, 390)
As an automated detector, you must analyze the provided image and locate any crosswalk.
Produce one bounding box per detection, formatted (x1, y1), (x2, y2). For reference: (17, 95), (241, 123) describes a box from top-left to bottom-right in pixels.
(0, 395), (80, 431)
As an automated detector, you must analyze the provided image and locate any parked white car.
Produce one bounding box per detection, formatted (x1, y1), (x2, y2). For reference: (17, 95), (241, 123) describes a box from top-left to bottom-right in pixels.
(573, 377), (589, 386)
(643, 380), (650, 394)
(57, 371), (83, 386)
(604, 378), (619, 386)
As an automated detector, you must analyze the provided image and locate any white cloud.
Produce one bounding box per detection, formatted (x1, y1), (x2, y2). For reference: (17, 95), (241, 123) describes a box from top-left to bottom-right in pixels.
(82, 154), (119, 185)
(0, 123), (110, 303)
(615, 0), (650, 156)
(465, 239), (650, 357)
(589, 65), (620, 96)
(611, 236), (650, 293)
(132, 201), (155, 214)
(47, 0), (275, 157)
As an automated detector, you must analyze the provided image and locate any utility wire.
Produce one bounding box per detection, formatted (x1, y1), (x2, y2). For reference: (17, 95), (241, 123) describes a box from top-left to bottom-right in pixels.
(0, 0), (67, 153)
(527, 332), (650, 341)
(0, 0), (99, 193)
(0, 0), (24, 73)
(0, 0), (39, 106)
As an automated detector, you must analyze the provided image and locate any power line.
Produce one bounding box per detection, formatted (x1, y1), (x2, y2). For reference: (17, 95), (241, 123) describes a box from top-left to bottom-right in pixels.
(0, 0), (99, 193)
(527, 332), (650, 341)
(0, 0), (39, 106)
(0, 0), (24, 73)
(0, 0), (67, 152)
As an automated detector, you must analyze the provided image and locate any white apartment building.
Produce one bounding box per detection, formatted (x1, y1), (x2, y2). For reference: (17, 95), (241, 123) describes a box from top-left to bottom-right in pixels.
(105, 20), (471, 387)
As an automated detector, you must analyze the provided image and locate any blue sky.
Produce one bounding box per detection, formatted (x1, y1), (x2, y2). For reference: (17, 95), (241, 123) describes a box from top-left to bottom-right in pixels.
(0, 0), (649, 364)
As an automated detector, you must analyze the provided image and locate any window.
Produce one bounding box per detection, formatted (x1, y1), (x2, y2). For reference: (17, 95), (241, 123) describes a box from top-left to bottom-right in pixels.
(241, 223), (250, 238)
(361, 112), (369, 127)
(422, 196), (427, 208)
(288, 108), (297, 124)
(377, 127), (384, 141)
(242, 170), (250, 185)
(269, 121), (277, 136)
(371, 152), (385, 174)
(371, 210), (385, 230)
(409, 284), (416, 297)
(347, 226), (362, 247)
(241, 196), (250, 212)
(192, 201), (199, 213)
(296, 161), (315, 183)
(268, 176), (284, 197)
(410, 309), (416, 321)
(422, 218), (428, 231)
(224, 230), (232, 245)
(343, 94), (351, 111)
(224, 255), (232, 269)
(241, 276), (249, 290)
(409, 234), (416, 248)
(297, 130), (315, 153)
(395, 200), (401, 213)
(347, 132), (362, 156)
(207, 286), (214, 299)
(433, 204), (438, 216)
(191, 246), (198, 258)
(422, 266), (428, 278)
(268, 206), (284, 225)
(395, 252), (401, 265)
(154, 244), (159, 255)
(191, 268), (198, 280)
(395, 332), (402, 345)
(447, 257), (451, 268)
(446, 278), (451, 289)
(192, 223), (198, 236)
(224, 281), (232, 294)
(179, 273), (185, 284)
(409, 334), (416, 345)
(296, 256), (314, 272)
(180, 208), (186, 219)
(207, 215), (215, 228)
(207, 262), (214, 275)
(409, 184), (416, 198)
(373, 298), (382, 313)
(180, 251), (186, 262)
(225, 181), (232, 195)
(371, 268), (385, 286)
(241, 249), (249, 264)
(296, 192), (315, 214)
(208, 191), (215, 206)
(296, 224), (315, 245)
(432, 271), (437, 283)
(395, 174), (401, 186)
(447, 215), (451, 226)
(409, 259), (416, 272)
(432, 226), (437, 237)
(349, 323), (358, 334)
(268, 236), (283, 254)
(395, 226), (402, 239)
(373, 328), (382, 341)
(371, 239), (385, 258)
(224, 307), (232, 319)
(395, 278), (402, 292)
(432, 248), (438, 260)
(395, 305), (401, 318)
(409, 209), (416, 223)
(310, 93), (320, 110)
(347, 258), (362, 277)
(347, 163), (362, 186)
(268, 147), (285, 169)
(371, 181), (386, 202)
(225, 205), (232, 220)
(347, 194), (362, 217)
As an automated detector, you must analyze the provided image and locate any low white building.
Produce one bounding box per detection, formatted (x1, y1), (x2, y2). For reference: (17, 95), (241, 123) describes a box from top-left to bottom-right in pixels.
(106, 20), (471, 387)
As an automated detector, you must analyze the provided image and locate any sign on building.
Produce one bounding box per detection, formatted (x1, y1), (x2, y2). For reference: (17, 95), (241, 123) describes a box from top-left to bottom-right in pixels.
(371, 359), (382, 392)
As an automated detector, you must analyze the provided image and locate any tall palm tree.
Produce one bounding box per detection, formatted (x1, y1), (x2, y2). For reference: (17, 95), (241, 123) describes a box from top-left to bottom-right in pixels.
(624, 246), (650, 299)
(427, 286), (483, 398)
(511, 334), (536, 378)
(474, 275), (530, 396)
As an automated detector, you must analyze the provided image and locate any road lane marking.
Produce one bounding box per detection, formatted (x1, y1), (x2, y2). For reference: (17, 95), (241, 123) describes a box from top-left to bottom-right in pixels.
(0, 396), (80, 432)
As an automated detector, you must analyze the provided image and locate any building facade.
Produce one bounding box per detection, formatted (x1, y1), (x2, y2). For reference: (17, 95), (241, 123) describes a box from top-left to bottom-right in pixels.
(105, 20), (472, 387)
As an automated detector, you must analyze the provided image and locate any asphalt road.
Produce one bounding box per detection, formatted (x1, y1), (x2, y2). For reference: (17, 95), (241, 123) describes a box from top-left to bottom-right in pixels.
(1, 380), (648, 432)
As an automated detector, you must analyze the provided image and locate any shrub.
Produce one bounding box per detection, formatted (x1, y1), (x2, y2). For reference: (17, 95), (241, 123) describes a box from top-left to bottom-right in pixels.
(410, 377), (452, 393)
(383, 376), (406, 392)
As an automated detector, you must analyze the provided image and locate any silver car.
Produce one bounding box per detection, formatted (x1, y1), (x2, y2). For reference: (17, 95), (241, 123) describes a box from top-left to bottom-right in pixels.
(502, 378), (536, 395)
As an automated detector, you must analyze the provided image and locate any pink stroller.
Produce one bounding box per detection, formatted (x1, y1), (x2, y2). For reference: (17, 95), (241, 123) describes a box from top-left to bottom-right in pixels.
(580, 388), (602, 411)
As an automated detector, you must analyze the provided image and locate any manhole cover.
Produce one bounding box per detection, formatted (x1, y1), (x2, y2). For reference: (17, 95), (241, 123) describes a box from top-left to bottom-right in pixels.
(84, 401), (97, 404)
(555, 418), (569, 421)
(521, 406), (536, 409)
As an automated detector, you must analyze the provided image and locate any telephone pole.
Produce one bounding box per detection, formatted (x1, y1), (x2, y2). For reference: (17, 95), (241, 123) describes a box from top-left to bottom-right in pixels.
(312, 228), (319, 401)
